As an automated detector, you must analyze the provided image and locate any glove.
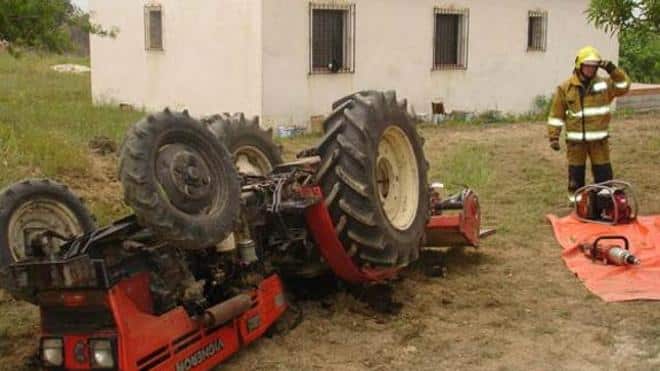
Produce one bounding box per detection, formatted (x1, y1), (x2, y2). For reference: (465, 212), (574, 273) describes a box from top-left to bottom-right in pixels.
(550, 140), (560, 151)
(599, 60), (616, 74)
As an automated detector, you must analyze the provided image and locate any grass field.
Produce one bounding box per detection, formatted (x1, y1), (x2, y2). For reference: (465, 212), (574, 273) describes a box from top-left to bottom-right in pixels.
(1, 52), (659, 370)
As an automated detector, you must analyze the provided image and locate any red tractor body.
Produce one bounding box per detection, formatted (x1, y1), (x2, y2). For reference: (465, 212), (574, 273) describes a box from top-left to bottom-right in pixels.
(8, 185), (483, 370)
(37, 273), (285, 371)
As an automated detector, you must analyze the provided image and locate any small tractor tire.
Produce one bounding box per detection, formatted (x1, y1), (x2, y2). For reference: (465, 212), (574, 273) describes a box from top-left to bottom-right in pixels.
(315, 91), (429, 268)
(203, 113), (282, 176)
(119, 109), (240, 249)
(0, 179), (96, 268)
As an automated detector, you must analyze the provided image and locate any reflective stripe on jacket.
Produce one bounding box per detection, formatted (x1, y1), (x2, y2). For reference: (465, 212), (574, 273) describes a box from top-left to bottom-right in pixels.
(547, 67), (630, 142)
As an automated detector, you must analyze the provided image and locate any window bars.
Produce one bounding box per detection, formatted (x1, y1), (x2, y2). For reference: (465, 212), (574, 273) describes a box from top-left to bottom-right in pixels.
(309, 3), (356, 74)
(144, 5), (163, 51)
(527, 11), (547, 52)
(433, 8), (469, 70)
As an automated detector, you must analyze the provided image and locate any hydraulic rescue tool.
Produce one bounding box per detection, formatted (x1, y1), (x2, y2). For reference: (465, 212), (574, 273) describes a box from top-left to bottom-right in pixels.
(578, 235), (641, 266)
(574, 180), (637, 225)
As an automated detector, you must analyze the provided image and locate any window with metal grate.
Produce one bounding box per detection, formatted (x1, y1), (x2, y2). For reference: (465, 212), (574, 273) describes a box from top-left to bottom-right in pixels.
(433, 8), (469, 70)
(309, 3), (355, 74)
(527, 11), (547, 52)
(145, 5), (163, 51)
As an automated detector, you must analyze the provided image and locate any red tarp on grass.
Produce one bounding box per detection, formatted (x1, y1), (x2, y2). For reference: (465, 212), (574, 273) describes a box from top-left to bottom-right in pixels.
(546, 213), (660, 302)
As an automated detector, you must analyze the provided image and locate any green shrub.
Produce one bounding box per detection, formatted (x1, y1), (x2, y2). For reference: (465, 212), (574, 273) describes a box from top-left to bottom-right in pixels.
(619, 29), (660, 84)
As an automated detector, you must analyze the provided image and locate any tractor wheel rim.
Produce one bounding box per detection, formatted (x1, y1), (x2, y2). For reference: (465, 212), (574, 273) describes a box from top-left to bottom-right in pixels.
(7, 199), (84, 261)
(156, 143), (216, 215)
(376, 125), (420, 231)
(234, 145), (273, 176)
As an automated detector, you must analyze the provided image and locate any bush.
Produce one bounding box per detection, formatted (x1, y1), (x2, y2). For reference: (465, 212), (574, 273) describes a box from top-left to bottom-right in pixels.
(532, 95), (552, 118)
(619, 29), (660, 84)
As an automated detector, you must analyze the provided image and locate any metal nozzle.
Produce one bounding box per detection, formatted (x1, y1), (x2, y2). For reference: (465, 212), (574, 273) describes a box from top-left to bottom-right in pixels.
(607, 247), (641, 266)
(625, 254), (641, 265)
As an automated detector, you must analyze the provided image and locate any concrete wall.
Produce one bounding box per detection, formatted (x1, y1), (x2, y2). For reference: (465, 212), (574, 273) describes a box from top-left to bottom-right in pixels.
(89, 0), (262, 117)
(89, 0), (618, 127)
(261, 0), (619, 127)
(618, 85), (660, 113)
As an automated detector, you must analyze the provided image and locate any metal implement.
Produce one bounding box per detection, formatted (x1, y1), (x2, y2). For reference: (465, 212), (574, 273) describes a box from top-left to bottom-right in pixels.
(424, 186), (495, 248)
(578, 235), (640, 266)
(574, 180), (638, 225)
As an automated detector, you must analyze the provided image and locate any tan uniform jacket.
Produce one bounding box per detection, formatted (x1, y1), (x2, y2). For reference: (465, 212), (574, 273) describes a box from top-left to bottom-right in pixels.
(547, 67), (630, 142)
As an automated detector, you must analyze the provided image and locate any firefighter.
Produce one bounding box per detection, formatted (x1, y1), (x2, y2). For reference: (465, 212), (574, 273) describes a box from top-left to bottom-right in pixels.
(547, 46), (631, 202)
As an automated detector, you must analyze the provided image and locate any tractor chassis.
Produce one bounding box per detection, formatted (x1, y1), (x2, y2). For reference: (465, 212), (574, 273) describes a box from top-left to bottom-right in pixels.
(4, 184), (484, 370)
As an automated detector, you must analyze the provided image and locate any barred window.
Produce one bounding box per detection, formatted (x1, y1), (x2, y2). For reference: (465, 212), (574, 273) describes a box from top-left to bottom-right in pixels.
(145, 5), (163, 51)
(310, 3), (355, 74)
(528, 11), (547, 51)
(433, 8), (469, 70)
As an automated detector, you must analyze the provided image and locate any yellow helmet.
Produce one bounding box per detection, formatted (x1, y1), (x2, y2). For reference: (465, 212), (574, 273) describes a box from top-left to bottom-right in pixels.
(575, 46), (602, 69)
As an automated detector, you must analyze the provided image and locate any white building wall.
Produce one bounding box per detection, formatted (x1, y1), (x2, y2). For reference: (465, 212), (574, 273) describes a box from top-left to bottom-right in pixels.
(89, 0), (263, 117)
(261, 0), (619, 127)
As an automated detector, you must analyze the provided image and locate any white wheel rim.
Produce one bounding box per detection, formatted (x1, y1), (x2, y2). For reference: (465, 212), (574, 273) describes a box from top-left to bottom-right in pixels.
(234, 145), (273, 176)
(7, 199), (84, 261)
(376, 126), (420, 231)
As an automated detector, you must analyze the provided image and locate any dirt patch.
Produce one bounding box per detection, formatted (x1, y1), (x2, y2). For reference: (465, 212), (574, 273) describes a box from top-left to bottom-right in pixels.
(0, 298), (39, 370)
(88, 136), (118, 155)
(0, 290), (9, 303)
(60, 152), (129, 224)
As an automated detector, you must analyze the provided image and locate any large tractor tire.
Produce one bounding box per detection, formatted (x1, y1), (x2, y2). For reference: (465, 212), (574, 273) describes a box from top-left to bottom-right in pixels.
(315, 91), (429, 267)
(0, 179), (95, 268)
(203, 113), (282, 176)
(119, 110), (241, 249)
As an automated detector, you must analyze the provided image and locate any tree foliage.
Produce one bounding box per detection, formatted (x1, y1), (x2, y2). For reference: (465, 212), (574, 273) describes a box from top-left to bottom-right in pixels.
(619, 28), (660, 82)
(0, 0), (115, 54)
(587, 0), (660, 82)
(586, 0), (659, 34)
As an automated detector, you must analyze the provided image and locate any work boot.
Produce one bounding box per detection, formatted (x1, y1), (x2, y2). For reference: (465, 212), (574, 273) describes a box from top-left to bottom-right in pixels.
(592, 163), (614, 184)
(567, 165), (586, 205)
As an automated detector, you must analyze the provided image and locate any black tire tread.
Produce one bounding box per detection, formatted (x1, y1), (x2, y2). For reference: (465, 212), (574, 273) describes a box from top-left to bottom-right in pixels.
(0, 179), (96, 267)
(316, 90), (429, 268)
(202, 113), (283, 172)
(119, 110), (240, 248)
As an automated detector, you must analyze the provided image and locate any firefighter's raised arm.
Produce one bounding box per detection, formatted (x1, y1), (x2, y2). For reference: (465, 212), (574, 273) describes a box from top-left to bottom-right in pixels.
(600, 60), (631, 99)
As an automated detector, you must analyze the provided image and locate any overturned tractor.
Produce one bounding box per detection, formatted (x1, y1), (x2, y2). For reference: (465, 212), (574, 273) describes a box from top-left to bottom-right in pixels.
(0, 91), (486, 370)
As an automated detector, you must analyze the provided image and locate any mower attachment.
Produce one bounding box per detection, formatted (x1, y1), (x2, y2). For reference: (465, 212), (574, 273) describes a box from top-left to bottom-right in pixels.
(424, 188), (492, 248)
